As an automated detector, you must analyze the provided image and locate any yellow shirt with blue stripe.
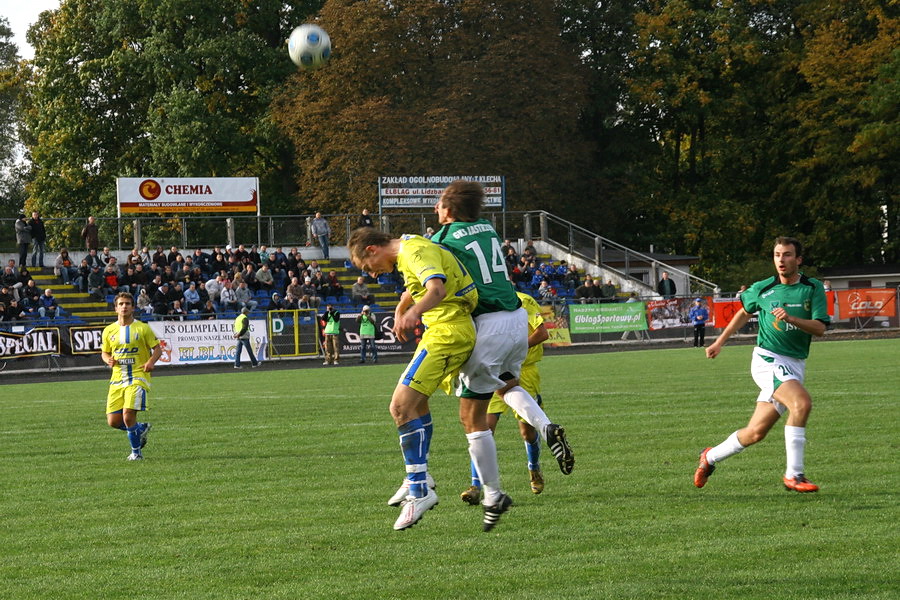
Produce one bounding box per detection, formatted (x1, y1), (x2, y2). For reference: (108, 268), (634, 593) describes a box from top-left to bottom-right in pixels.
(397, 235), (478, 326)
(101, 319), (160, 390)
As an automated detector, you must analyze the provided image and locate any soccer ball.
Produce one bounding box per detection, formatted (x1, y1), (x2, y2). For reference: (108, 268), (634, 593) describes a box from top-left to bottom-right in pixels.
(288, 24), (331, 69)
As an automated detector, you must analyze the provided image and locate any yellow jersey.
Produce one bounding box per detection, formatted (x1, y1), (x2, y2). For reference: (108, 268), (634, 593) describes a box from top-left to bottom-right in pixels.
(519, 293), (545, 366)
(101, 319), (160, 389)
(397, 235), (478, 327)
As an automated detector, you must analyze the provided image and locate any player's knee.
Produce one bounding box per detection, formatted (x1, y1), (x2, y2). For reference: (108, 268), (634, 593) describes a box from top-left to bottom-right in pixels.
(742, 426), (769, 445)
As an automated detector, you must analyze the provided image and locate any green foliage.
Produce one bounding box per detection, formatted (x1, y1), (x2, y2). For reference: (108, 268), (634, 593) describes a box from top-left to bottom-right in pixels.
(21, 0), (324, 221)
(1, 340), (898, 598)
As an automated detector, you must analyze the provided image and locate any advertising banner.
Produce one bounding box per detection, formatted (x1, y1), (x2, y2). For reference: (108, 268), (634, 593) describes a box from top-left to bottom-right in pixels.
(712, 299), (742, 328)
(378, 176), (504, 209)
(116, 177), (259, 214)
(148, 319), (268, 365)
(646, 297), (714, 330)
(337, 311), (420, 355)
(836, 289), (897, 319)
(569, 303), (647, 334)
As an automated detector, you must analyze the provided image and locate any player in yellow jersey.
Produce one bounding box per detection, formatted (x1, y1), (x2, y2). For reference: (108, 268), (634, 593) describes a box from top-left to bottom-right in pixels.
(101, 292), (162, 461)
(349, 227), (512, 532)
(460, 292), (550, 503)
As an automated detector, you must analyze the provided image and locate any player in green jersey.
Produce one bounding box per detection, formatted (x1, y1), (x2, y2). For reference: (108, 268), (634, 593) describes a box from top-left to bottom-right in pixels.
(432, 181), (574, 511)
(694, 237), (830, 493)
(348, 227), (500, 531)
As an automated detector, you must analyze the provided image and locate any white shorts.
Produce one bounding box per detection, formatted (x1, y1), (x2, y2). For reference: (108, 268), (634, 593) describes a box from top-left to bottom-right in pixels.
(750, 347), (806, 415)
(457, 308), (528, 395)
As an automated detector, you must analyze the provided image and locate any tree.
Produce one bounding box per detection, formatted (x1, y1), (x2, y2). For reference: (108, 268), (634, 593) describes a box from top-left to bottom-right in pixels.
(273, 0), (595, 215)
(0, 17), (25, 216)
(21, 0), (323, 231)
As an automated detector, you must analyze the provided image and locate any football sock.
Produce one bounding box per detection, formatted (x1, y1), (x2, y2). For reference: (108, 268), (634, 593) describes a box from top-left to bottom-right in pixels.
(469, 461), (481, 487)
(467, 430), (501, 505)
(784, 425), (806, 477)
(525, 434), (541, 471)
(125, 424), (141, 452)
(707, 430), (745, 464)
(421, 413), (433, 457)
(398, 419), (427, 498)
(502, 386), (551, 435)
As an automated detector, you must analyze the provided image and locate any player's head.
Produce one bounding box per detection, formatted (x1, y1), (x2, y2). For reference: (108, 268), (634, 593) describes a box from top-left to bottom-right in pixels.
(348, 227), (396, 275)
(436, 180), (484, 224)
(115, 292), (134, 306)
(773, 236), (803, 278)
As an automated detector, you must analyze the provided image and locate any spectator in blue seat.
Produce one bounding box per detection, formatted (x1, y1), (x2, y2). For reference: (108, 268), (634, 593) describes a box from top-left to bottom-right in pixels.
(23, 294), (42, 318)
(256, 264), (275, 293)
(219, 280), (239, 312)
(323, 270), (343, 299)
(38, 288), (58, 319)
(530, 267), (547, 289)
(563, 264), (581, 290)
(235, 281), (258, 312)
(183, 282), (202, 313)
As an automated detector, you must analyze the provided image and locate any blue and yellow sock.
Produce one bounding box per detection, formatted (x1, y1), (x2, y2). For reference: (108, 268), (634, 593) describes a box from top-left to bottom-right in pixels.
(126, 425), (141, 453)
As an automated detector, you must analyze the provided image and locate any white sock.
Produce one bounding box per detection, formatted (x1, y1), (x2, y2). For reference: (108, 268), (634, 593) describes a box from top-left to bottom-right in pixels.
(502, 386), (551, 436)
(467, 430), (502, 505)
(784, 425), (806, 477)
(707, 430), (745, 464)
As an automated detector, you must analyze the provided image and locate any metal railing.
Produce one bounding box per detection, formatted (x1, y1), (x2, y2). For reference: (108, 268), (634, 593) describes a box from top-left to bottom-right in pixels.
(1, 211), (716, 294)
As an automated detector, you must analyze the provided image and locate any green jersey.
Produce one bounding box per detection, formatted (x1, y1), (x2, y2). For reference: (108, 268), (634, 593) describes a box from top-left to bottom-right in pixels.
(741, 274), (830, 359)
(433, 219), (521, 317)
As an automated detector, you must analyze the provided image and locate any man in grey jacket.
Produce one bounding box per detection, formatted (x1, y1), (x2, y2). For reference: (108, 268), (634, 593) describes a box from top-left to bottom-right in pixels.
(310, 212), (332, 260)
(15, 214), (31, 267)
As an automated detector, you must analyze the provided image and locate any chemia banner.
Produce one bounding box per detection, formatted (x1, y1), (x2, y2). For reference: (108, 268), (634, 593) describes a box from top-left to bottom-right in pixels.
(569, 303), (647, 334)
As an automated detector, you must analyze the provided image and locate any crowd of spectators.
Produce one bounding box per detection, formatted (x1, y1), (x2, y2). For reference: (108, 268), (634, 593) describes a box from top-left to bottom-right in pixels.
(44, 243), (368, 321)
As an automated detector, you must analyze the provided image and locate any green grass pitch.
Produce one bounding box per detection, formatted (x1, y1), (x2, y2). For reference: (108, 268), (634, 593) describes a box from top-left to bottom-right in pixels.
(1, 339), (897, 599)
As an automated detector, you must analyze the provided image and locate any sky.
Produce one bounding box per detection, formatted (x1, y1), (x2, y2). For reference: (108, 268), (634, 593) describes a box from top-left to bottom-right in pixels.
(2, 1), (61, 59)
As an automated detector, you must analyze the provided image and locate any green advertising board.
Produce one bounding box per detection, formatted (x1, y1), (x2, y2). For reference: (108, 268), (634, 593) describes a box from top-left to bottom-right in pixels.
(569, 303), (648, 334)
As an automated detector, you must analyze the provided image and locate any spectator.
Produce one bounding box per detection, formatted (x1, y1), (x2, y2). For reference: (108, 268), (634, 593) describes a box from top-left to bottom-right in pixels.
(74, 259), (90, 292)
(255, 264), (274, 293)
(88, 265), (106, 299)
(282, 292), (299, 310)
(306, 259), (322, 279)
(139, 246), (153, 267)
(205, 275), (223, 303)
(209, 252), (228, 275)
(320, 303), (341, 365)
(81, 216), (100, 251)
(1, 265), (22, 300)
(125, 248), (143, 268)
(23, 293), (42, 318)
(201, 299), (218, 319)
(563, 264), (581, 290)
(100, 246), (114, 265)
(599, 279), (618, 303)
(38, 288), (58, 319)
(576, 277), (600, 304)
(689, 298), (709, 348)
(234, 281), (259, 312)
(132, 263), (149, 294)
(537, 280), (556, 302)
(247, 245), (261, 267)
(196, 280), (210, 307)
(258, 245), (270, 265)
(183, 282), (202, 313)
(136, 288), (153, 315)
(657, 271), (677, 299)
(152, 282), (174, 315)
(300, 276), (321, 308)
(169, 299), (186, 321)
(311, 270), (327, 295)
(151, 246), (167, 268)
(286, 276), (303, 301)
(325, 270), (344, 300)
(358, 208), (374, 228)
(310, 212), (332, 259)
(269, 292), (286, 310)
(0, 286), (14, 309)
(167, 246), (182, 266)
(357, 305), (378, 363)
(21, 278), (41, 302)
(192, 248), (211, 275)
(219, 280), (238, 312)
(241, 263), (258, 291)
(104, 264), (127, 294)
(28, 211), (47, 268)
(15, 214), (32, 267)
(504, 247), (519, 277)
(351, 276), (373, 306)
(7, 298), (26, 320)
(119, 266), (136, 294)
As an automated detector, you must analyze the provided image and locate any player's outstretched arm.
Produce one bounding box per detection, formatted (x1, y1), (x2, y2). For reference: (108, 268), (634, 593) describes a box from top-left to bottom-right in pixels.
(706, 308), (751, 359)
